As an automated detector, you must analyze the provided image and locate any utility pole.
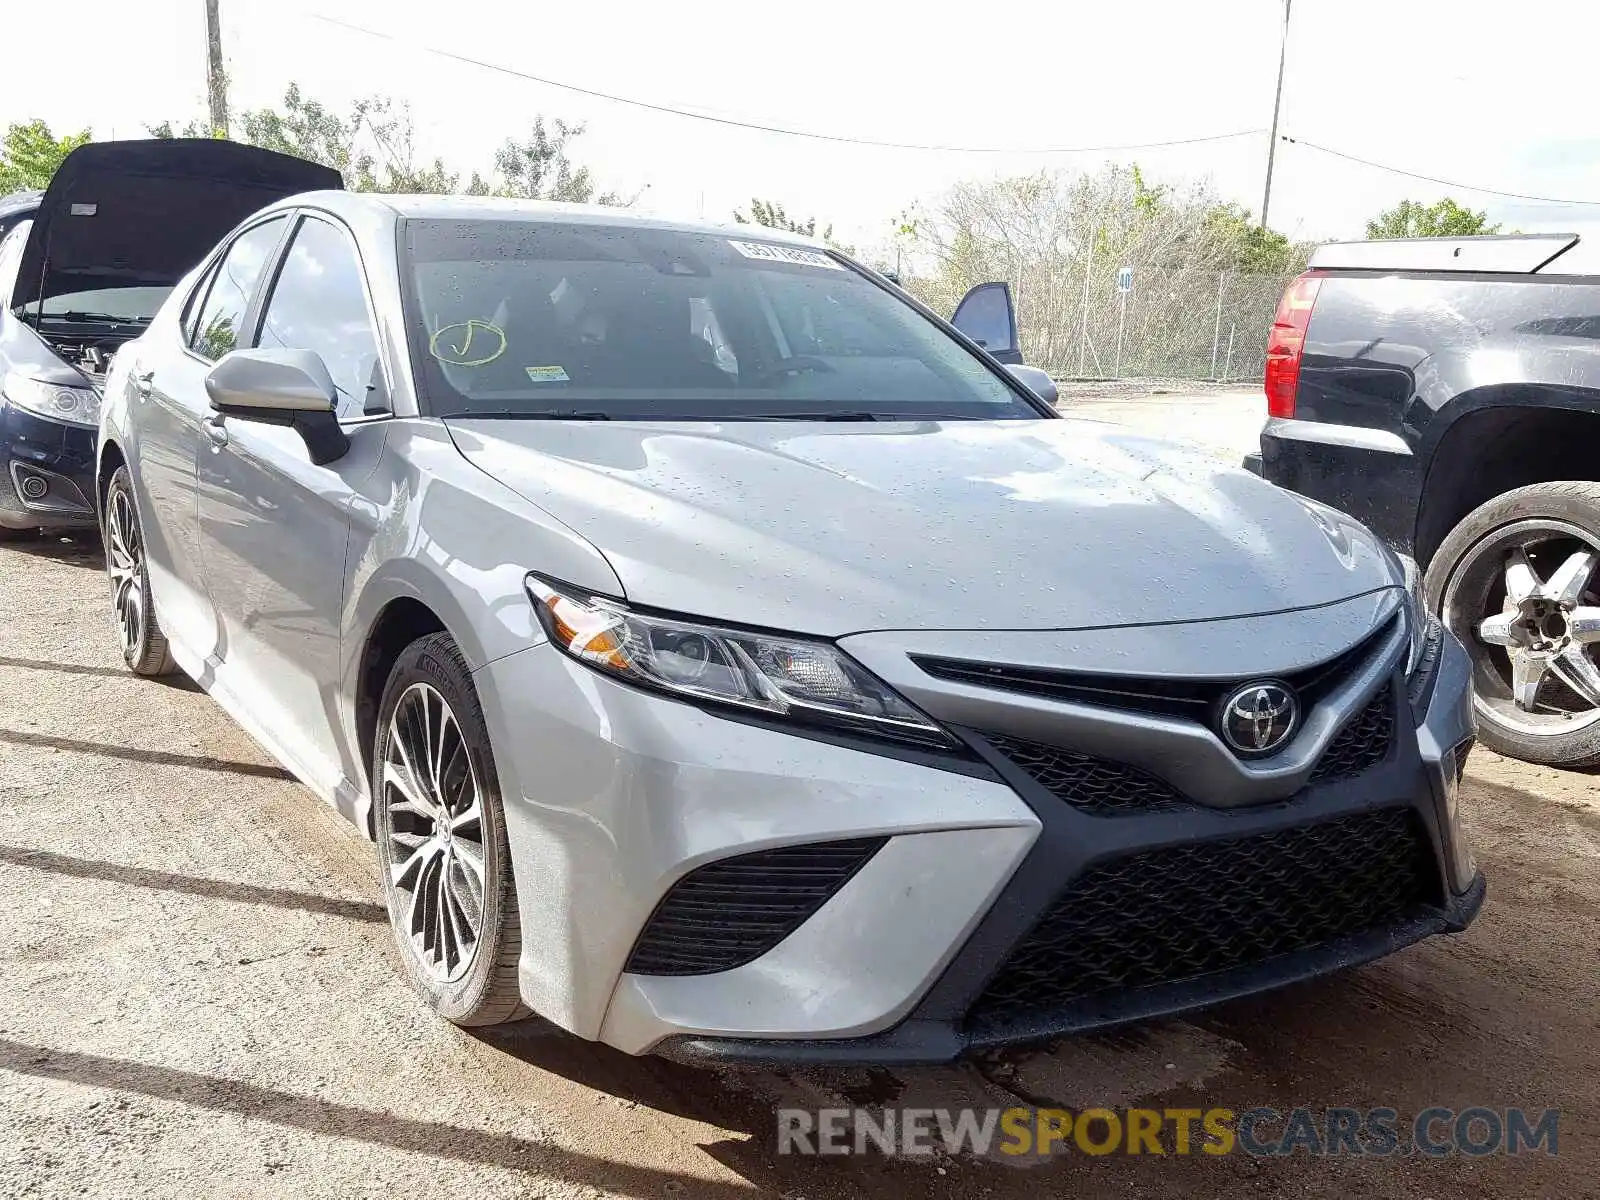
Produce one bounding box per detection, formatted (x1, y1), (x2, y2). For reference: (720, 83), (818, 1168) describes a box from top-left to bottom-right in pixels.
(1259, 0), (1292, 228)
(204, 0), (228, 137)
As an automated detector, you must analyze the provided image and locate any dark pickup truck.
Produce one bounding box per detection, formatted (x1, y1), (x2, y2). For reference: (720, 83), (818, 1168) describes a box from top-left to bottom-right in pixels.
(1257, 234), (1600, 769)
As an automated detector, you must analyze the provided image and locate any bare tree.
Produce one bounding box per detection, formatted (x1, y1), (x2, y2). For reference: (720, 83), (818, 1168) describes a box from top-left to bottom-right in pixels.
(905, 166), (1313, 380)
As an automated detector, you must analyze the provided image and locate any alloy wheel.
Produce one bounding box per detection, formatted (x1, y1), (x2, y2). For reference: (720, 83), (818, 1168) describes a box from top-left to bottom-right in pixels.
(1443, 519), (1600, 734)
(382, 682), (487, 983)
(106, 488), (145, 659)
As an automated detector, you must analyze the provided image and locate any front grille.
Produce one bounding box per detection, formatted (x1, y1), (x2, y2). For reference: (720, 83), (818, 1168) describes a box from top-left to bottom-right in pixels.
(913, 616), (1398, 725)
(967, 807), (1439, 1029)
(985, 686), (1397, 816)
(1309, 687), (1395, 784)
(625, 837), (887, 976)
(985, 735), (1189, 816)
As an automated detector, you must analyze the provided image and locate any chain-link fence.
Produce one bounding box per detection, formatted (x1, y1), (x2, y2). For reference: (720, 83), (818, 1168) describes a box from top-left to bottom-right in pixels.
(911, 257), (1296, 384)
(1039, 264), (1292, 382)
(897, 167), (1307, 384)
(911, 260), (1291, 384)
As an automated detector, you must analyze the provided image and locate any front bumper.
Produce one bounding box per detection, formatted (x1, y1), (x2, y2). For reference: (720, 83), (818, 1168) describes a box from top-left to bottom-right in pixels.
(1257, 417), (1422, 556)
(475, 607), (1482, 1064)
(0, 402), (98, 531)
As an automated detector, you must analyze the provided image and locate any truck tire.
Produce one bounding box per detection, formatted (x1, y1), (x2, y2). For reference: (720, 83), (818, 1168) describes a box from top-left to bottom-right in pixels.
(1425, 481), (1600, 768)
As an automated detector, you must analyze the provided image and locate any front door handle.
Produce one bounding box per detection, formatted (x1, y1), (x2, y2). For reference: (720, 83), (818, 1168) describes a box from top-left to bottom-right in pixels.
(132, 370), (154, 399)
(203, 415), (229, 449)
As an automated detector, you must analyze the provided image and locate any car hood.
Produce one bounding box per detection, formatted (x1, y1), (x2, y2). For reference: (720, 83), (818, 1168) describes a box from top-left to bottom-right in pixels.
(446, 417), (1399, 635)
(12, 139), (341, 310)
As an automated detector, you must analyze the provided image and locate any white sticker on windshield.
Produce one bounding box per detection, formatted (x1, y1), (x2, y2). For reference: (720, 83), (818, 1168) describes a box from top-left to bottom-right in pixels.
(525, 365), (570, 383)
(727, 240), (842, 270)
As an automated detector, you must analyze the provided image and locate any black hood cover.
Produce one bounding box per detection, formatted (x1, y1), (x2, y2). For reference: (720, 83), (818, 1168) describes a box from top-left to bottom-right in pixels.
(13, 139), (342, 309)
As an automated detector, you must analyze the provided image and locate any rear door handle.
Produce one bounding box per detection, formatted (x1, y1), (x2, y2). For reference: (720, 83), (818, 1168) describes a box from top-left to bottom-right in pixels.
(203, 415), (229, 449)
(132, 370), (154, 399)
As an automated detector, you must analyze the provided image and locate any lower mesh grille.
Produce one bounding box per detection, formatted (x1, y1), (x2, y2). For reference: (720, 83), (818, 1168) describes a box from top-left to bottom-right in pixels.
(985, 735), (1189, 816)
(967, 807), (1439, 1029)
(1309, 687), (1395, 783)
(987, 685), (1398, 813)
(625, 837), (887, 976)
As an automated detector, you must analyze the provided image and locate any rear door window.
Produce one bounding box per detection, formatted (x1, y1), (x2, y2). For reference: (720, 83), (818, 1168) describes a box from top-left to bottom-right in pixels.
(181, 260), (223, 345)
(950, 282), (1017, 357)
(187, 216), (287, 361)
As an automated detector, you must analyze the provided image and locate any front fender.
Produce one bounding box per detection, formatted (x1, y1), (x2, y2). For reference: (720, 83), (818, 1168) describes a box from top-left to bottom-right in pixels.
(339, 418), (621, 722)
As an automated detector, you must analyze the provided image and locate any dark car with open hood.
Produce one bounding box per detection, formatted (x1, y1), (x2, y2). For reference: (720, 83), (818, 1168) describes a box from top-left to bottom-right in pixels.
(0, 139), (339, 538)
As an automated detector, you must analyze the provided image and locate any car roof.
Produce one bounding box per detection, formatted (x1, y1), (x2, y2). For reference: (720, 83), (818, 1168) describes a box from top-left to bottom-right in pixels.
(280, 190), (827, 248)
(0, 190), (41, 219)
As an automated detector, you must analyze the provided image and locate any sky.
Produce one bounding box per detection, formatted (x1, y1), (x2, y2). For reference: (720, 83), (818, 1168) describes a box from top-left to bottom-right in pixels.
(6, 0), (1600, 251)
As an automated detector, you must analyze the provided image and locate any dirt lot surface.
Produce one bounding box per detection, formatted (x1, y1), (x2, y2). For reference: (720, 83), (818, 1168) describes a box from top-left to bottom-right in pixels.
(1, 398), (1595, 1198)
(1059, 383), (1267, 462)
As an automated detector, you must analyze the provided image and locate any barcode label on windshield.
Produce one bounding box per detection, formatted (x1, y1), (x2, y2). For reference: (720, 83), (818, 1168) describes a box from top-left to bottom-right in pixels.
(727, 240), (842, 270)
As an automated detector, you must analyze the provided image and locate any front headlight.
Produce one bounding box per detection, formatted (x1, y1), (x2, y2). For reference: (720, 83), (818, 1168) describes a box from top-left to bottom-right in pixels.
(2, 373), (101, 428)
(526, 575), (953, 748)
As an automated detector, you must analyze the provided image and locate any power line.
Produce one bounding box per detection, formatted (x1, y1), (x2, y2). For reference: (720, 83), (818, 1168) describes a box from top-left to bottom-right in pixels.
(1283, 135), (1600, 207)
(303, 12), (1265, 156)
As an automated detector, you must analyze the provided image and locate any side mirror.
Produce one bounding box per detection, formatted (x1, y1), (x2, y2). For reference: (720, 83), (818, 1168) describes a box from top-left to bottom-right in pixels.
(204, 348), (349, 465)
(1006, 363), (1058, 407)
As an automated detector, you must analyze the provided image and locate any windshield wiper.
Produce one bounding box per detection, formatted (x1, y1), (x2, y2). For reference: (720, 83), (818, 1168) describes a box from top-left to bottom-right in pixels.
(740, 411), (881, 422)
(451, 410), (939, 423)
(43, 311), (152, 325)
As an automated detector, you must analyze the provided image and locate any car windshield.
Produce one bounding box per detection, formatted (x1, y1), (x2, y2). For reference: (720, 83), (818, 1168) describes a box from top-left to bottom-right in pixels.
(36, 286), (172, 323)
(401, 219), (1041, 421)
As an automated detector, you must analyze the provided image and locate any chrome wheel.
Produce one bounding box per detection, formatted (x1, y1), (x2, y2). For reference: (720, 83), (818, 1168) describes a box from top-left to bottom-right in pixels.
(1444, 519), (1600, 734)
(106, 487), (145, 658)
(382, 682), (486, 983)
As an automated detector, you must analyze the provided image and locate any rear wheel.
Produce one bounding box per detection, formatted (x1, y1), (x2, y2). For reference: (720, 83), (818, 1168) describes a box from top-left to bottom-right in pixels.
(1426, 481), (1600, 768)
(372, 632), (528, 1025)
(103, 466), (176, 677)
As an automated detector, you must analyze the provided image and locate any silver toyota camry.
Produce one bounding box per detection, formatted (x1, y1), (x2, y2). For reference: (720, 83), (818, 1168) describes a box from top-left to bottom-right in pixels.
(98, 187), (1484, 1062)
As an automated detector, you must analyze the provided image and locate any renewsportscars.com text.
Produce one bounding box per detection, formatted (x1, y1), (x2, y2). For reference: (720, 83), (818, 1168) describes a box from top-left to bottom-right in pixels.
(777, 1105), (1560, 1159)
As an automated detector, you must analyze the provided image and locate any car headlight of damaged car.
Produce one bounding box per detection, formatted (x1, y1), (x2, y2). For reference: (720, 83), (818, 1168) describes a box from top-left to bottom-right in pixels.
(2, 373), (101, 428)
(526, 575), (952, 747)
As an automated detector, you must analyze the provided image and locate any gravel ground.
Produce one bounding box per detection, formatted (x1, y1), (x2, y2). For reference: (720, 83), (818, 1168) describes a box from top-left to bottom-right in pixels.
(1, 397), (1595, 1197)
(1059, 385), (1267, 462)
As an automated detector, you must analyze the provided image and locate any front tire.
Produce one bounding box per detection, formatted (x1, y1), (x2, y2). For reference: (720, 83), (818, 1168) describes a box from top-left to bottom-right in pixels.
(372, 632), (528, 1025)
(103, 465), (176, 677)
(1426, 481), (1600, 768)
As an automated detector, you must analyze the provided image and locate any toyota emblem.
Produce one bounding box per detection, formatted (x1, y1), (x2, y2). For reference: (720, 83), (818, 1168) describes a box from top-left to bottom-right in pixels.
(1219, 681), (1299, 757)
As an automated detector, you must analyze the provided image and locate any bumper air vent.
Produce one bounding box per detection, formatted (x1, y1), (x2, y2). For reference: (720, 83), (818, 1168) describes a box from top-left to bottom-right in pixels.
(625, 836), (888, 976)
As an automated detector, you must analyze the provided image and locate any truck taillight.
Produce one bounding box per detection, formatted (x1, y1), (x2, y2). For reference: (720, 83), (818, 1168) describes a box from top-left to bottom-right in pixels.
(1264, 271), (1323, 419)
